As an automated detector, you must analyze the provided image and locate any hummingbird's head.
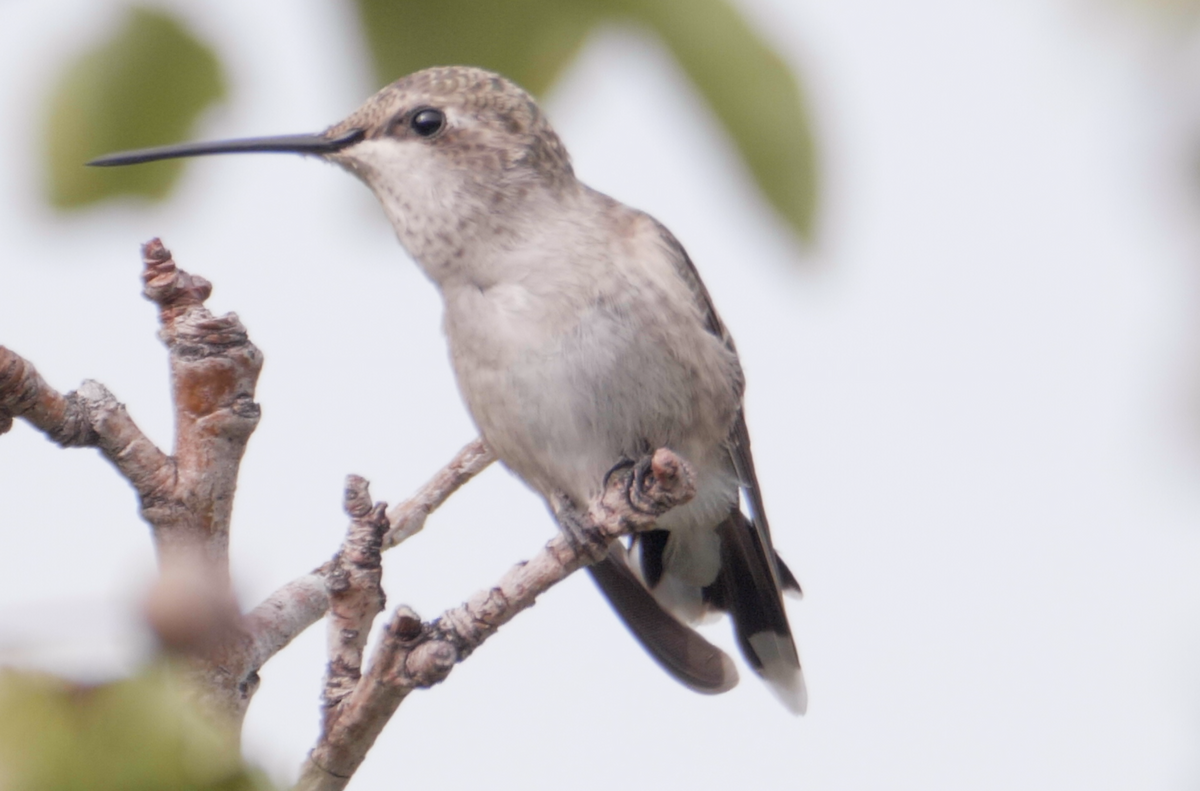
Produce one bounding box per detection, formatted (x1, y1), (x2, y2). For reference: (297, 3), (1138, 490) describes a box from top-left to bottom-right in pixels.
(324, 66), (574, 191)
(320, 67), (579, 271)
(89, 66), (577, 276)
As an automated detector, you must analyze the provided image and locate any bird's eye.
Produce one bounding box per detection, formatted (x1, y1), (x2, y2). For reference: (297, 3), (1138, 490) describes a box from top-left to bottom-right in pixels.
(410, 108), (445, 138)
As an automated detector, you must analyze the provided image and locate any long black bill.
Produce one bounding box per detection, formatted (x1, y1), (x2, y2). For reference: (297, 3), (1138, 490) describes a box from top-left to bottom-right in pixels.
(86, 129), (366, 167)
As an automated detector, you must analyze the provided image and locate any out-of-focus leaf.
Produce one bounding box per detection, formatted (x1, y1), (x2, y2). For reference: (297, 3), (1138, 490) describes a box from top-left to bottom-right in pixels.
(356, 0), (605, 97)
(44, 7), (225, 209)
(0, 666), (275, 791)
(353, 0), (819, 241)
(625, 0), (818, 239)
(1130, 0), (1200, 10)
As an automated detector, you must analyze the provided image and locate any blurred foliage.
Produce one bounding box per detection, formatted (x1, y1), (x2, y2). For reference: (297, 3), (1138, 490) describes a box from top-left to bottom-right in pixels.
(0, 666), (274, 791)
(622, 0), (817, 242)
(43, 0), (817, 239)
(357, 0), (602, 97)
(1131, 0), (1200, 10)
(356, 0), (818, 238)
(44, 7), (225, 208)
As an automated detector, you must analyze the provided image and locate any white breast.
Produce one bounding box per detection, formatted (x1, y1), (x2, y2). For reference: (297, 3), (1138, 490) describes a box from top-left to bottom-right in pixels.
(437, 192), (742, 524)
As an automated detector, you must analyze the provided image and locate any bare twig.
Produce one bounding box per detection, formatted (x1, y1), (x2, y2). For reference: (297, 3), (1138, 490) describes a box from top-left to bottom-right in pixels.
(1, 350), (93, 444)
(141, 239), (263, 571)
(0, 355), (174, 513)
(294, 449), (696, 791)
(243, 572), (331, 672)
(2, 239), (266, 730)
(139, 239), (267, 727)
(1, 239), (262, 574)
(4, 238), (695, 789)
(242, 438), (495, 671)
(383, 437), (494, 548)
(322, 477), (389, 716)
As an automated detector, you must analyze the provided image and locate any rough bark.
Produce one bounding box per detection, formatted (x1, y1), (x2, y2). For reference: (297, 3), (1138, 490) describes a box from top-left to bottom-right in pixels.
(384, 438), (494, 549)
(2, 240), (698, 791)
(295, 449), (696, 791)
(240, 437), (497, 686)
(2, 239), (262, 727)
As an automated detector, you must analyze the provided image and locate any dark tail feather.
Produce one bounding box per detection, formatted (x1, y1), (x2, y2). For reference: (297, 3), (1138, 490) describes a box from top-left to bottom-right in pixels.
(588, 545), (739, 695)
(706, 512), (807, 714)
(775, 551), (803, 597)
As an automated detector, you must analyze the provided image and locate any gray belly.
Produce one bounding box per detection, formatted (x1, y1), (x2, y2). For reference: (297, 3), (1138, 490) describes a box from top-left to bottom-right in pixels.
(445, 290), (742, 525)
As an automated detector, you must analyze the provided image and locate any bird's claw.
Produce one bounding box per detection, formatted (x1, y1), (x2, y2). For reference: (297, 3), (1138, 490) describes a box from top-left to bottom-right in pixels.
(552, 492), (609, 563)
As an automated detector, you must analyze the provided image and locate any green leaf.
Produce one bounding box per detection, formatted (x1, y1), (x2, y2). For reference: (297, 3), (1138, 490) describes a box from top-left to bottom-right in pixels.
(623, 0), (819, 239)
(355, 0), (606, 97)
(43, 7), (226, 209)
(0, 666), (275, 791)
(353, 0), (818, 240)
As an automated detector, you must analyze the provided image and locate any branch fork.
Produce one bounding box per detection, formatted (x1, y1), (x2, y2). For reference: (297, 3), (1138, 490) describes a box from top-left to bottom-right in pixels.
(1, 239), (696, 791)
(297, 448), (694, 791)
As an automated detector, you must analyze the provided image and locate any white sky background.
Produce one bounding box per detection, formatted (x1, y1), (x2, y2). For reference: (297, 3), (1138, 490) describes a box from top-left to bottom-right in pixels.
(1, 0), (1199, 788)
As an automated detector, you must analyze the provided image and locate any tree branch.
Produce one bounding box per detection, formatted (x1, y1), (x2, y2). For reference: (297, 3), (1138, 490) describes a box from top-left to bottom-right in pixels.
(1, 239), (263, 576)
(2, 239), (267, 730)
(384, 437), (494, 549)
(294, 449), (696, 791)
(241, 438), (495, 672)
(0, 355), (174, 503)
(243, 572), (331, 672)
(141, 238), (263, 572)
(322, 477), (389, 714)
(4, 238), (694, 788)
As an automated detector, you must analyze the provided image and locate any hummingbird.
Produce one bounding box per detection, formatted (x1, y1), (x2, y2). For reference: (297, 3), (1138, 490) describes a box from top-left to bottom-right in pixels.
(91, 66), (806, 714)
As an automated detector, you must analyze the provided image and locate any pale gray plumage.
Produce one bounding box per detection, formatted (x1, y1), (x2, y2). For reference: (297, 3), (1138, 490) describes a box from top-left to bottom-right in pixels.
(89, 65), (806, 714)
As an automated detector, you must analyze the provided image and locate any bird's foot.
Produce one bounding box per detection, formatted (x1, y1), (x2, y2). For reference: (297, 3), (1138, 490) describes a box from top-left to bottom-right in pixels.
(551, 492), (609, 564)
(616, 452), (687, 517)
(602, 457), (636, 492)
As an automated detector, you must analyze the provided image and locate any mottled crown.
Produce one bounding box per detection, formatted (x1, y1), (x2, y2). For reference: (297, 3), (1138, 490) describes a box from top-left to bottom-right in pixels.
(326, 66), (574, 182)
